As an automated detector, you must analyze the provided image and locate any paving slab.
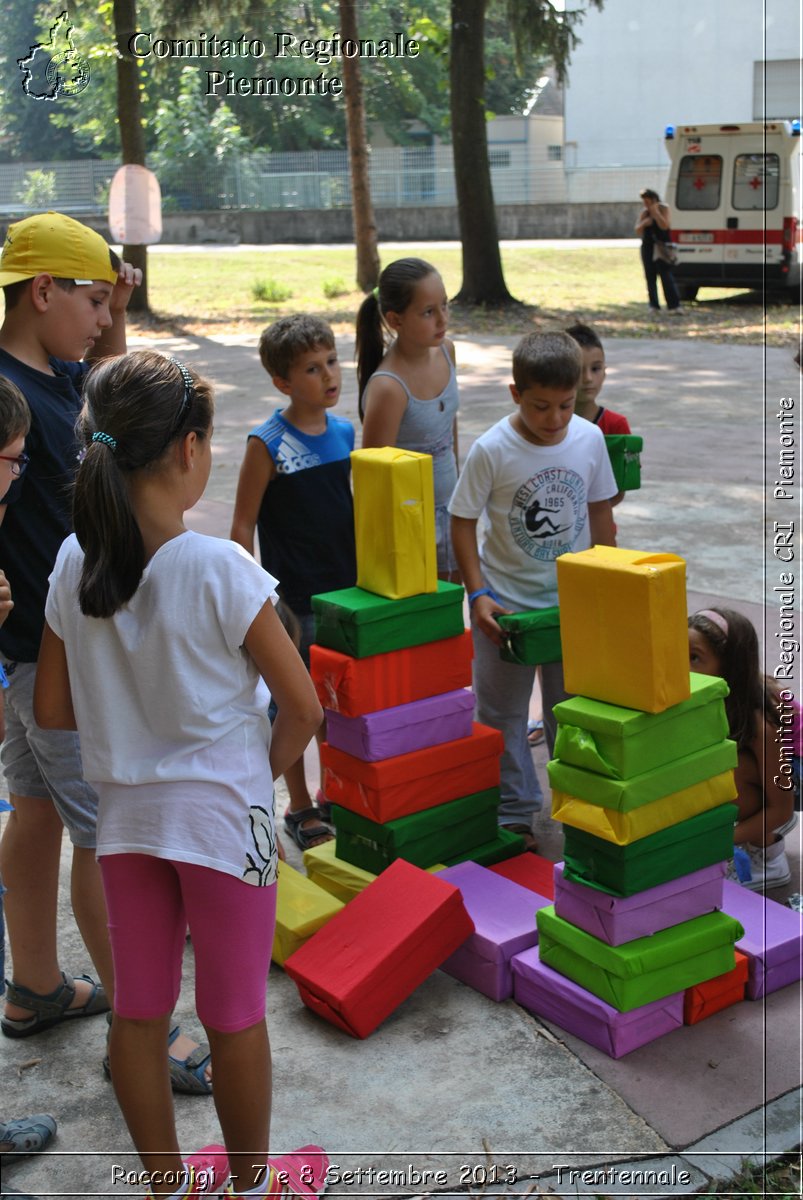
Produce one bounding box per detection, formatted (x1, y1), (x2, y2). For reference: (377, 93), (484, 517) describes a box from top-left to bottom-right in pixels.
(681, 1087), (803, 1179)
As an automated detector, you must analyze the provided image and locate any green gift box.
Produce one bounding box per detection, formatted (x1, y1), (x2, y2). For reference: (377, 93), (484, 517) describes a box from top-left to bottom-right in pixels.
(553, 673), (729, 780)
(312, 581), (465, 658)
(333, 787), (499, 874)
(497, 607), (562, 665)
(537, 906), (743, 1011)
(547, 738), (737, 811)
(604, 434), (643, 492)
(562, 802), (738, 897)
(442, 825), (526, 867)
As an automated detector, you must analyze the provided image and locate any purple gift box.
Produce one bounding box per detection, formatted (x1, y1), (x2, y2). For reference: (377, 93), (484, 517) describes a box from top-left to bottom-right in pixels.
(324, 689), (475, 762)
(553, 861), (726, 946)
(436, 862), (547, 1001)
(511, 945), (684, 1058)
(720, 879), (803, 999)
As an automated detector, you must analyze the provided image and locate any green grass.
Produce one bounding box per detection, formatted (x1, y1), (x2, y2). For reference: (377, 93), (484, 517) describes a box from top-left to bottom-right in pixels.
(130, 244), (799, 348)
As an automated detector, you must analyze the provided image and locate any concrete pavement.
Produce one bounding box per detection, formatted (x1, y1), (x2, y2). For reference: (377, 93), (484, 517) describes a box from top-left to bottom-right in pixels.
(2, 330), (800, 1199)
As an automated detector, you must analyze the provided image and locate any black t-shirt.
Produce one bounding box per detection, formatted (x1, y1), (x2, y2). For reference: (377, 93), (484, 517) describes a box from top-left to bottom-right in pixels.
(0, 348), (88, 662)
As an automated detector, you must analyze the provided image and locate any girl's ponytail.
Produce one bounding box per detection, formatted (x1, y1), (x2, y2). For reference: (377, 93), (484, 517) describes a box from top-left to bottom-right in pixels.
(355, 257), (439, 419)
(73, 351), (214, 619)
(73, 433), (145, 619)
(355, 291), (385, 419)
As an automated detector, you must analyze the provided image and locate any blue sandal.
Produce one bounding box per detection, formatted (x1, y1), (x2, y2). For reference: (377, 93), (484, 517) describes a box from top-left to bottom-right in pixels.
(0, 1113), (57, 1165)
(167, 1025), (213, 1095)
(102, 1019), (213, 1095)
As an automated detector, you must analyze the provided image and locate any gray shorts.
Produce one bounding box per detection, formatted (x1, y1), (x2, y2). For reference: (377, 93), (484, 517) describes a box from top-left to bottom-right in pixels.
(1, 661), (98, 848)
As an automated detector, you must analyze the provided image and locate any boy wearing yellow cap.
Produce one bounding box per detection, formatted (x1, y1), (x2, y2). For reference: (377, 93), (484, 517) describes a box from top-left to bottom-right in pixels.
(0, 213), (139, 1042)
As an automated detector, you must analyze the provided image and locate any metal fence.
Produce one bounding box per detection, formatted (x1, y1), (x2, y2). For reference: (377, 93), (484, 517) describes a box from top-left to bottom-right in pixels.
(0, 147), (668, 216)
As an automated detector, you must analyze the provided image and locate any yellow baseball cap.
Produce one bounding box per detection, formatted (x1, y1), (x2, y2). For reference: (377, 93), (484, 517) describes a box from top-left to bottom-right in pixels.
(0, 211), (118, 287)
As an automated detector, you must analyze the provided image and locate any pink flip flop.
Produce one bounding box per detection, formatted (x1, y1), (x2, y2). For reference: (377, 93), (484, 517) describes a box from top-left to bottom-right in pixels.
(147, 1144), (229, 1197)
(268, 1145), (329, 1197)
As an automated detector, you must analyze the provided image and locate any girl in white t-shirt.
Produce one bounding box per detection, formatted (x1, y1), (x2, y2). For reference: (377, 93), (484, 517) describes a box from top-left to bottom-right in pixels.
(34, 351), (326, 1200)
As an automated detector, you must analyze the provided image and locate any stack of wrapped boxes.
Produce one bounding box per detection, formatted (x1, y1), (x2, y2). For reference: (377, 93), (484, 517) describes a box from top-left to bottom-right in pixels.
(511, 547), (746, 1057)
(308, 447), (523, 883)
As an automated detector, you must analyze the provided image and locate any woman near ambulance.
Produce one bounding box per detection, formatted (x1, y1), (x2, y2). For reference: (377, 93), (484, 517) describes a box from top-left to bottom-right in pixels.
(635, 188), (681, 312)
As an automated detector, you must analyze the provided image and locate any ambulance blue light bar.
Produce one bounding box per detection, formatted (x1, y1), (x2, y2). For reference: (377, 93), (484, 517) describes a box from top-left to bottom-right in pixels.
(664, 125), (675, 139)
(791, 120), (801, 136)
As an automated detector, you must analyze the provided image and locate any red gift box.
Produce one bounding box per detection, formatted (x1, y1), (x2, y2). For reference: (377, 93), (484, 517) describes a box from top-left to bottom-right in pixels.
(283, 858), (475, 1038)
(489, 852), (556, 900)
(310, 632), (473, 717)
(682, 950), (749, 1025)
(321, 723), (504, 823)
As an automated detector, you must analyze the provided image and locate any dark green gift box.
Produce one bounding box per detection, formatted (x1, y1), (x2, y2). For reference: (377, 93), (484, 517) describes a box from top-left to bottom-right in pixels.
(497, 607), (562, 665)
(537, 906), (743, 1012)
(562, 802), (737, 897)
(604, 434), (643, 492)
(312, 581), (465, 658)
(442, 825), (526, 867)
(333, 787), (499, 874)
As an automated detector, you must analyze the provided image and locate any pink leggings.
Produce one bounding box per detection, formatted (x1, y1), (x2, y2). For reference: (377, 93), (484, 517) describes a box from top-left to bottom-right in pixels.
(100, 854), (277, 1033)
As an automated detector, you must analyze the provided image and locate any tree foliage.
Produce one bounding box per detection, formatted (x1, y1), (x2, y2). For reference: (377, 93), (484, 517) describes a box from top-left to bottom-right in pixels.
(451, 0), (604, 306)
(0, 0), (555, 162)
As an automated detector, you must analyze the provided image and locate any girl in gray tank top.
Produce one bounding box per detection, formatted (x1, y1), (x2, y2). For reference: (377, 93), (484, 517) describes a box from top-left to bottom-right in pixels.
(356, 258), (460, 580)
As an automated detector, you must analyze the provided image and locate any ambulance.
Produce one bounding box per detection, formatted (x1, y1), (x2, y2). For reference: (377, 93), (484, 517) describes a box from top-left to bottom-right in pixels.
(663, 121), (801, 299)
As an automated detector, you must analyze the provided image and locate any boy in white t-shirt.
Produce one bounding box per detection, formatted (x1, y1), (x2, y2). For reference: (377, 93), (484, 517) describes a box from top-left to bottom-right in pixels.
(449, 331), (617, 847)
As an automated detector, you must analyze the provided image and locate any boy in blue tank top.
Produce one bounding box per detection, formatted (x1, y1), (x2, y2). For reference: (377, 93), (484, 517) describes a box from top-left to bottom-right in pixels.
(231, 315), (356, 851)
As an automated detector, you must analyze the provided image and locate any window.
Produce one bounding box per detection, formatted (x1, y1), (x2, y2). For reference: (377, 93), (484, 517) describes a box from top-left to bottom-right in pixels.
(489, 149), (511, 168)
(676, 155), (722, 210)
(547, 144), (562, 161)
(732, 153), (780, 210)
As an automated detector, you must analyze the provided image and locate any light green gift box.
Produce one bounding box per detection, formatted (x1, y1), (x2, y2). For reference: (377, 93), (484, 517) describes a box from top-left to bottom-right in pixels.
(553, 673), (729, 780)
(536, 906), (743, 1012)
(547, 738), (737, 812)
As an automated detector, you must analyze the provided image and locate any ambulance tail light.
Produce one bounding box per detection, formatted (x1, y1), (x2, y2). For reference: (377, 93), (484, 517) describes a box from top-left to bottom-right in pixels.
(782, 217), (798, 254)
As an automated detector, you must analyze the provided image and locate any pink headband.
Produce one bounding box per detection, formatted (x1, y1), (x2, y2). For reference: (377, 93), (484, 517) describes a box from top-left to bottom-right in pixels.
(695, 609), (729, 637)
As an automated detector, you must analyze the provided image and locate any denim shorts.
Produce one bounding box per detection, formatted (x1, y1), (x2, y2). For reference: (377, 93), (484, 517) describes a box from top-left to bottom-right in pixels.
(1, 661), (98, 848)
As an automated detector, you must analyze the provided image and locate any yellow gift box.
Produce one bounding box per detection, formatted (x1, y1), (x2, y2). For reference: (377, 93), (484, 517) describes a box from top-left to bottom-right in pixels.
(351, 447), (437, 599)
(552, 770), (736, 846)
(303, 839), (446, 903)
(272, 860), (344, 966)
(556, 546), (690, 713)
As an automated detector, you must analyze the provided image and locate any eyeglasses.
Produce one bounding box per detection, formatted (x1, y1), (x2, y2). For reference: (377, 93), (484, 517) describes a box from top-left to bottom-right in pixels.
(0, 452), (29, 477)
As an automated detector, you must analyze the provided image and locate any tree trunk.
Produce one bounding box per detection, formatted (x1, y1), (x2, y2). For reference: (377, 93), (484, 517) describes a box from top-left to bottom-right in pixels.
(450, 0), (515, 305)
(113, 0), (148, 311)
(340, 0), (380, 292)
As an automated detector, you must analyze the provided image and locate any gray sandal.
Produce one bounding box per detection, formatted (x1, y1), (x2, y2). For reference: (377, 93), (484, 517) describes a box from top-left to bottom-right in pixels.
(1, 971), (109, 1039)
(284, 806), (333, 851)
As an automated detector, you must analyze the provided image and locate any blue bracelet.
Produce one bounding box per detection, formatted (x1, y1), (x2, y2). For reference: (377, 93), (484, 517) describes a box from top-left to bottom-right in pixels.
(468, 587), (499, 608)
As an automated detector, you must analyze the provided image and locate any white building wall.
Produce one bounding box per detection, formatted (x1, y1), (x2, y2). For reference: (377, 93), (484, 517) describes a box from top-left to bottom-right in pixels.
(564, 0), (800, 169)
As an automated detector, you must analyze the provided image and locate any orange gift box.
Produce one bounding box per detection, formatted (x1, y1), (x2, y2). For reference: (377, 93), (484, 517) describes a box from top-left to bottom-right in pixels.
(321, 723), (504, 823)
(683, 950), (749, 1025)
(283, 858), (475, 1038)
(310, 631), (473, 717)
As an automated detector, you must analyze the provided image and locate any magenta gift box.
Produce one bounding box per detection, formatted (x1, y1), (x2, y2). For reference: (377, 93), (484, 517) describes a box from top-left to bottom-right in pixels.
(553, 861), (726, 946)
(324, 689), (475, 762)
(720, 879), (803, 999)
(436, 862), (547, 1001)
(511, 946), (684, 1058)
